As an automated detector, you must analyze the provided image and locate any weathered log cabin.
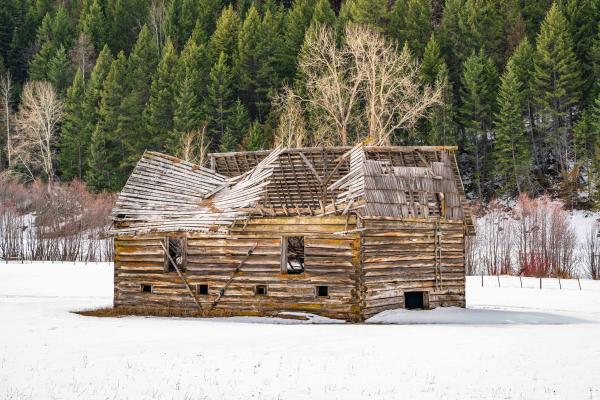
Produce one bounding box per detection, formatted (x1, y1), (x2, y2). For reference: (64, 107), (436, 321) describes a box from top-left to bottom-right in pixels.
(107, 145), (474, 321)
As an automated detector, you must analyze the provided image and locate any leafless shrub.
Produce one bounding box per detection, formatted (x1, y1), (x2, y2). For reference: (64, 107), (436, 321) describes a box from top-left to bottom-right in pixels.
(0, 179), (115, 262)
(584, 225), (600, 279)
(0, 206), (25, 260)
(474, 201), (515, 275)
(464, 234), (478, 275)
(514, 194), (577, 278)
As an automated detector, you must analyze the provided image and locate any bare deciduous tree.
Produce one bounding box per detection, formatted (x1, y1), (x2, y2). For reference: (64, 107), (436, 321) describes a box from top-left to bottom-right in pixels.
(346, 26), (441, 145)
(149, 0), (167, 51)
(69, 34), (96, 82)
(297, 24), (441, 146)
(273, 86), (308, 148)
(178, 126), (210, 166)
(13, 81), (63, 182)
(0, 71), (13, 169)
(298, 25), (362, 146)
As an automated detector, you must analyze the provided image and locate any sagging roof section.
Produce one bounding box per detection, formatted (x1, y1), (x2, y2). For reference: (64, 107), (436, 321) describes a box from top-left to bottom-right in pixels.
(108, 145), (474, 236)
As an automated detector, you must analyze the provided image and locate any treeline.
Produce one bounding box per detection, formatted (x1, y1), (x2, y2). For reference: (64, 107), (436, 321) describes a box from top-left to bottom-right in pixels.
(1, 0), (600, 202)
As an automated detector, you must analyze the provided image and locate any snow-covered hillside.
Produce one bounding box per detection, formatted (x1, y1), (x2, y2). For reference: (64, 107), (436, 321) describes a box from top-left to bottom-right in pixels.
(1, 262), (599, 399)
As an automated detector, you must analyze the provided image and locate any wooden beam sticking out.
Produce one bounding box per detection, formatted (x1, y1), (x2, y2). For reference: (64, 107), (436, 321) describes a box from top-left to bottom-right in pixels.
(159, 240), (203, 312)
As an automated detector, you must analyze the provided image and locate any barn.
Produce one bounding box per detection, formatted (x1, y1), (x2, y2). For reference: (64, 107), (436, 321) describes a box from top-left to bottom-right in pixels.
(106, 144), (474, 322)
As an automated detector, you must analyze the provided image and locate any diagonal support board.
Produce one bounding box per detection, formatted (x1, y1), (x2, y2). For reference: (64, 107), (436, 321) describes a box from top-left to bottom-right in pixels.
(210, 242), (258, 311)
(159, 240), (203, 312)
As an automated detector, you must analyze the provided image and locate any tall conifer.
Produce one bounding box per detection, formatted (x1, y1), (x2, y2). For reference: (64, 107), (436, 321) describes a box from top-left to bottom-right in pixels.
(87, 51), (127, 191)
(494, 60), (532, 195)
(533, 3), (582, 171)
(143, 40), (179, 154)
(58, 70), (87, 180)
(206, 52), (234, 147)
(460, 50), (498, 199)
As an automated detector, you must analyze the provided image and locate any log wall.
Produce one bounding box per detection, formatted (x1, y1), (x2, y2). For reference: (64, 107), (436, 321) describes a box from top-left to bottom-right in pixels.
(113, 216), (466, 322)
(360, 218), (466, 319)
(114, 216), (362, 321)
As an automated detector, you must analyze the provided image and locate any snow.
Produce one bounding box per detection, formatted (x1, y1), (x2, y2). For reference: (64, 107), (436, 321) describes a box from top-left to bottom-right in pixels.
(1, 263), (600, 399)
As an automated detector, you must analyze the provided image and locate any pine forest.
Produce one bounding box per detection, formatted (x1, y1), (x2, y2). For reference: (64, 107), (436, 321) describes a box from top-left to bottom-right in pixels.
(1, 0), (600, 207)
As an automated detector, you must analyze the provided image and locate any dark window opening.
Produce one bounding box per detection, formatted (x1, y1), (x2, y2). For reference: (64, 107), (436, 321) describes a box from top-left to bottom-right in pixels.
(141, 284), (152, 293)
(197, 284), (209, 295)
(164, 237), (186, 272)
(281, 236), (305, 274)
(316, 285), (329, 297)
(255, 285), (267, 296)
(404, 291), (426, 309)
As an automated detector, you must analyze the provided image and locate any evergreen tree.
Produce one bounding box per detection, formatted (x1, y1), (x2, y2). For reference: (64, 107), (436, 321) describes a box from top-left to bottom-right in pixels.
(172, 39), (211, 152)
(28, 42), (55, 81)
(561, 0), (599, 103)
(281, 0), (315, 79)
(494, 59), (532, 195)
(255, 8), (285, 118)
(389, 0), (432, 57)
(420, 35), (458, 145)
(460, 49), (499, 199)
(421, 34), (445, 85)
(78, 0), (107, 51)
(87, 51), (127, 192)
(58, 70), (87, 180)
(588, 23), (600, 101)
(521, 0), (552, 39)
(311, 0), (336, 28)
(209, 5), (241, 64)
(236, 5), (262, 118)
(243, 120), (266, 150)
(533, 3), (582, 171)
(107, 0), (149, 53)
(348, 0), (389, 29)
(47, 44), (72, 95)
(440, 0), (511, 78)
(590, 94), (600, 203)
(76, 46), (113, 184)
(143, 40), (179, 155)
(118, 26), (159, 167)
(573, 108), (596, 198)
(166, 0), (221, 48)
(0, 0), (23, 63)
(7, 20), (36, 82)
(206, 52), (234, 147)
(429, 63), (459, 145)
(195, 0), (223, 42)
(48, 5), (74, 48)
(220, 100), (250, 151)
(507, 39), (539, 167)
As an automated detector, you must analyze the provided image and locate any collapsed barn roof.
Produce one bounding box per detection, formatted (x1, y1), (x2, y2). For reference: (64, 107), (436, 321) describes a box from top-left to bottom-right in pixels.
(107, 145), (474, 236)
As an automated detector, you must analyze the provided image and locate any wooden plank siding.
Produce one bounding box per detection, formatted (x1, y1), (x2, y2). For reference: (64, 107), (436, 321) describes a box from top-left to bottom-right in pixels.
(114, 216), (362, 321)
(360, 218), (466, 319)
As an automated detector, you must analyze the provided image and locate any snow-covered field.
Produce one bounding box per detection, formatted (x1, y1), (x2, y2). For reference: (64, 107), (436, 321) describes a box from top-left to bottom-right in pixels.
(1, 263), (600, 400)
